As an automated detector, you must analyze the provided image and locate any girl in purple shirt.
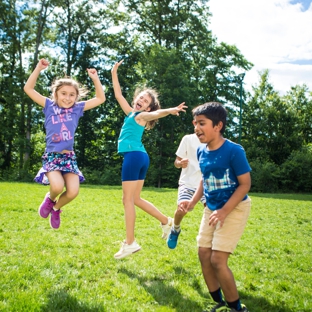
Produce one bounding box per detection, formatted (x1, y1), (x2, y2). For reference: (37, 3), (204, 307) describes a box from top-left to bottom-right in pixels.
(24, 58), (105, 229)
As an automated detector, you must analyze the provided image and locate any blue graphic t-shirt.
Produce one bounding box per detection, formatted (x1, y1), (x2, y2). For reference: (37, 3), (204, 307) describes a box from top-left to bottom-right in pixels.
(43, 98), (85, 152)
(197, 139), (251, 210)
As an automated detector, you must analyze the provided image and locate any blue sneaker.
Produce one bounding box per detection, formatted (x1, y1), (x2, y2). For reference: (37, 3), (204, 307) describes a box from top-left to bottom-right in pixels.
(167, 228), (181, 249)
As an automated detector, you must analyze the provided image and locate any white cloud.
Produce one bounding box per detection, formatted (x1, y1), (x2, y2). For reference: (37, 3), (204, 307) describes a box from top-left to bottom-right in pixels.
(208, 0), (312, 94)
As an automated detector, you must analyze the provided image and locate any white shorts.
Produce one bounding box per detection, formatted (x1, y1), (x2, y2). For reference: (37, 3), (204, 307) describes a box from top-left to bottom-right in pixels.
(177, 184), (206, 209)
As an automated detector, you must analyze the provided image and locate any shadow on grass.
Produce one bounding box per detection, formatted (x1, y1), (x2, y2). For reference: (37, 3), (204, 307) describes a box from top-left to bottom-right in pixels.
(172, 267), (299, 312)
(41, 289), (104, 312)
(119, 267), (203, 312)
(239, 291), (309, 312)
(121, 267), (304, 312)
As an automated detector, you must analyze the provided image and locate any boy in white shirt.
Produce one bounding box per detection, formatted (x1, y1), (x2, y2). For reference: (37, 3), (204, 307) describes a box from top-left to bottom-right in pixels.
(167, 133), (206, 249)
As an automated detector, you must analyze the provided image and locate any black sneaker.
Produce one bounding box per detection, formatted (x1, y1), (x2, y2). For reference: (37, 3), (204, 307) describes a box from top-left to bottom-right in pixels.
(229, 304), (249, 312)
(203, 301), (229, 312)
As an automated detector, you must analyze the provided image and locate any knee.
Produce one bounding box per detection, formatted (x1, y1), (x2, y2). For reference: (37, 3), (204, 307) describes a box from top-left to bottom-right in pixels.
(66, 188), (79, 200)
(210, 253), (227, 271)
(198, 247), (211, 264)
(50, 185), (64, 196)
(122, 196), (134, 207)
(133, 197), (142, 207)
(175, 209), (187, 217)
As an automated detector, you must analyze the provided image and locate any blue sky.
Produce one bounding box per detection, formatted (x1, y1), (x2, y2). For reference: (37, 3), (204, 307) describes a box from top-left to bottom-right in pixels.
(209, 0), (312, 94)
(290, 0), (311, 11)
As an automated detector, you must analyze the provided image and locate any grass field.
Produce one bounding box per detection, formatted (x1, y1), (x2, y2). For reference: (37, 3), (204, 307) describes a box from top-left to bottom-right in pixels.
(0, 182), (311, 312)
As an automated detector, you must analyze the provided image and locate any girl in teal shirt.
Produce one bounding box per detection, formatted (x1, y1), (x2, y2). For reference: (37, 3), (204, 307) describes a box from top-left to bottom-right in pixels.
(111, 60), (187, 259)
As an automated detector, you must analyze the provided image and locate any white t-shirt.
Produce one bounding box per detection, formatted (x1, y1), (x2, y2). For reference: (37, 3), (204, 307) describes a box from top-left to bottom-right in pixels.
(176, 133), (204, 188)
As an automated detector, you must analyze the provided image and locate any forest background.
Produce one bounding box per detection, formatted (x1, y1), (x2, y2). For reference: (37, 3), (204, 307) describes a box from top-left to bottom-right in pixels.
(1, 0), (312, 193)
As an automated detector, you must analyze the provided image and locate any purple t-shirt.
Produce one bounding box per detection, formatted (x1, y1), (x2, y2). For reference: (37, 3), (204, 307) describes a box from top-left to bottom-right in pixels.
(43, 98), (85, 152)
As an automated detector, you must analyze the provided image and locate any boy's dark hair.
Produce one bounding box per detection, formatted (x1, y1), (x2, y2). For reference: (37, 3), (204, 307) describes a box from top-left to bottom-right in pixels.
(192, 102), (227, 134)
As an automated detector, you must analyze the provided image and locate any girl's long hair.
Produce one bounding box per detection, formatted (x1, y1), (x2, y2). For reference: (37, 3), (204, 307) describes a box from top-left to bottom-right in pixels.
(132, 87), (161, 130)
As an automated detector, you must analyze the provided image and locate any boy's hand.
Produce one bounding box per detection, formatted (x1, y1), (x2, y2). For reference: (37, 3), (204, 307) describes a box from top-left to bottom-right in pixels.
(87, 68), (99, 79)
(179, 158), (189, 168)
(37, 58), (49, 70)
(178, 200), (194, 213)
(209, 209), (228, 227)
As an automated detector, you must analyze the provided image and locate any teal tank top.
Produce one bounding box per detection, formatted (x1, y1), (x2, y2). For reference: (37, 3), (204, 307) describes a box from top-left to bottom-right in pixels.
(118, 112), (146, 155)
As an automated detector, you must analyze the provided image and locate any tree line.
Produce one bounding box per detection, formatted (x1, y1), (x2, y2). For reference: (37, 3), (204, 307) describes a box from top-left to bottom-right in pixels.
(1, 0), (311, 193)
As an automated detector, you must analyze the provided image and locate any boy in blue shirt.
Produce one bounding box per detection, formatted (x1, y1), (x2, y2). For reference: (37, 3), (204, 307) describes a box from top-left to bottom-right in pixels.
(180, 102), (251, 312)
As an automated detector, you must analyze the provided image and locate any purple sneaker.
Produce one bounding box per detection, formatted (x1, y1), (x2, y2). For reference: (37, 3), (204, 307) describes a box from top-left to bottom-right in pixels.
(38, 193), (56, 218)
(50, 209), (62, 229)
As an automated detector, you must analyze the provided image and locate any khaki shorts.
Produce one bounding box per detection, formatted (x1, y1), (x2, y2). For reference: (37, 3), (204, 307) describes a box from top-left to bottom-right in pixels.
(197, 197), (251, 253)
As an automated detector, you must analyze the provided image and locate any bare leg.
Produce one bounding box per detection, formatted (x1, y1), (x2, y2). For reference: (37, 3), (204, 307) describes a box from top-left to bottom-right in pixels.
(122, 179), (170, 245)
(198, 247), (220, 292)
(46, 171), (65, 201)
(210, 250), (239, 302)
(133, 180), (168, 225)
(122, 180), (140, 245)
(173, 206), (187, 226)
(54, 173), (79, 210)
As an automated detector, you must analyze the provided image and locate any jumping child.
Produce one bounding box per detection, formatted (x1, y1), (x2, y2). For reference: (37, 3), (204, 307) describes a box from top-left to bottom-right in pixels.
(112, 60), (187, 259)
(24, 58), (106, 229)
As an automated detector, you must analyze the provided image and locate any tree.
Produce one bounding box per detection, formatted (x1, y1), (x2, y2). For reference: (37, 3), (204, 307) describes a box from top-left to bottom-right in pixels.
(115, 0), (252, 186)
(244, 70), (302, 165)
(283, 85), (312, 145)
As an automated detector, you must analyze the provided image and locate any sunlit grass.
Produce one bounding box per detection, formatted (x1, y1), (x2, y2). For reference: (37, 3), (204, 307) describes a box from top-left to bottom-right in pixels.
(0, 182), (311, 312)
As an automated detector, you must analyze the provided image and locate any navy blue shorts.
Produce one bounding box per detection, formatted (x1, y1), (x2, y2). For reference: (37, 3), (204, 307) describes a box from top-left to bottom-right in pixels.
(122, 151), (150, 181)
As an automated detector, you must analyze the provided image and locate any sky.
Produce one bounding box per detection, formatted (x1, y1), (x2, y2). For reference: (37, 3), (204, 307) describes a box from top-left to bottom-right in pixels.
(208, 0), (312, 95)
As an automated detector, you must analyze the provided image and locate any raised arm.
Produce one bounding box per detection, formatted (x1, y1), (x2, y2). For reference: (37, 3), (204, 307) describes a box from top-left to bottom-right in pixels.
(138, 102), (187, 122)
(111, 60), (132, 115)
(24, 59), (49, 107)
(84, 68), (106, 111)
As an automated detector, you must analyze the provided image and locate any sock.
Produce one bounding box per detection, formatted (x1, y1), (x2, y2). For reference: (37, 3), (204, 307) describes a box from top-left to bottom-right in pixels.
(52, 207), (59, 211)
(227, 299), (242, 311)
(173, 224), (181, 232)
(209, 288), (223, 303)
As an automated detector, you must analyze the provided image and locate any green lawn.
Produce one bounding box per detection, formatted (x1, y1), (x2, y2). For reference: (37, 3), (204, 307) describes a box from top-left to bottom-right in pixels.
(0, 182), (311, 312)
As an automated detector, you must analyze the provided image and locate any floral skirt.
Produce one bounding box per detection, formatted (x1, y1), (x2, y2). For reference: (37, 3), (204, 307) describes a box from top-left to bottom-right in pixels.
(34, 151), (85, 185)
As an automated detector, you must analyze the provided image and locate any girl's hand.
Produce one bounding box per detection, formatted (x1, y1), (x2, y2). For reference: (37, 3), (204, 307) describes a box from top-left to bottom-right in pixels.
(170, 102), (188, 116)
(37, 58), (49, 71)
(87, 68), (99, 79)
(111, 60), (124, 74)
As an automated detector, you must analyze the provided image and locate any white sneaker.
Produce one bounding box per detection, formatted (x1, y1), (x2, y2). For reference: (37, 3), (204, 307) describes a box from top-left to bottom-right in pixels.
(161, 217), (173, 240)
(114, 241), (141, 259)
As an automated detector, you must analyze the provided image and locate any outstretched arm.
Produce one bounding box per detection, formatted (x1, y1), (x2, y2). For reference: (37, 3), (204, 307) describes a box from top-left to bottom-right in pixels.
(84, 68), (106, 111)
(111, 60), (132, 115)
(24, 58), (49, 107)
(137, 102), (187, 122)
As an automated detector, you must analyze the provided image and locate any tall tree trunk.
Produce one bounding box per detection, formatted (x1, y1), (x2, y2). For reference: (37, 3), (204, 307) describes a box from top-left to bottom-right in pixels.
(23, 0), (50, 167)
